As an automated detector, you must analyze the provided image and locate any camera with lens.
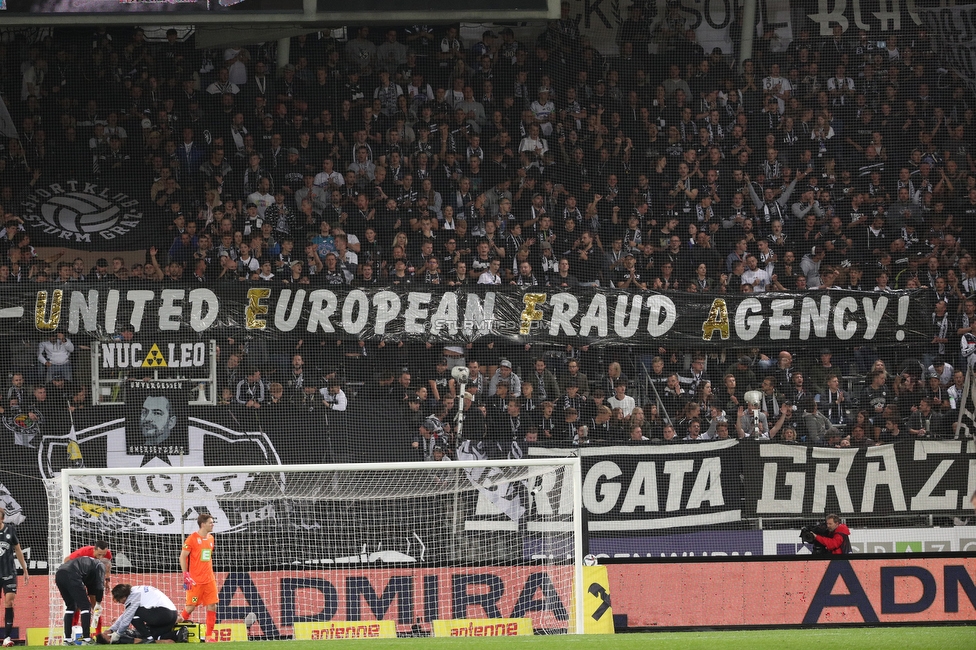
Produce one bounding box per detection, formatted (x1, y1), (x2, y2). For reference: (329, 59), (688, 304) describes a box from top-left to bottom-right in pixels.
(799, 521), (831, 554)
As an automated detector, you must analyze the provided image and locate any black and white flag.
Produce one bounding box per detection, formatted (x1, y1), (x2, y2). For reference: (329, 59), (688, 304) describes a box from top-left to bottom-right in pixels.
(0, 95), (17, 141)
(955, 365), (976, 440)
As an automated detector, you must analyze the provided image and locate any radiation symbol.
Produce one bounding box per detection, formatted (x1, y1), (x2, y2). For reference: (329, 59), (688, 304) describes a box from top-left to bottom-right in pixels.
(141, 343), (168, 368)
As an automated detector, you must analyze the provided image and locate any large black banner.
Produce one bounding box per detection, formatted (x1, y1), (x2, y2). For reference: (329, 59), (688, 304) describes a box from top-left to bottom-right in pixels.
(530, 441), (744, 531)
(6, 284), (932, 348)
(795, 0), (932, 37)
(533, 440), (975, 528)
(742, 441), (976, 518)
(917, 4), (976, 99)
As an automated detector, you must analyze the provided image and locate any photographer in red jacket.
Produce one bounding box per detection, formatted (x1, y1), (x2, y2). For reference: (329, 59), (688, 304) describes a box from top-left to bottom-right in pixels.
(813, 514), (852, 555)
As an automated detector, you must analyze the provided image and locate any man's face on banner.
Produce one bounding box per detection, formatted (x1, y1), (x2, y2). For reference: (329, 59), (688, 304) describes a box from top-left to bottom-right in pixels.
(141, 396), (176, 444)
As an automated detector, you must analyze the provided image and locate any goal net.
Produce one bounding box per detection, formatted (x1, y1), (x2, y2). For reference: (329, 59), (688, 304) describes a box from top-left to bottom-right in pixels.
(45, 459), (584, 640)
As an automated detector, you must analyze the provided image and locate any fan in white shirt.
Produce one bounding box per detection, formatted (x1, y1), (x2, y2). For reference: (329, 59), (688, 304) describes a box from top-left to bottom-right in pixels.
(530, 88), (556, 137)
(313, 159), (345, 188)
(606, 382), (636, 417)
(762, 63), (792, 114)
(320, 380), (348, 411)
(518, 123), (549, 159)
(826, 65), (855, 106)
(247, 178), (275, 219)
(741, 254), (771, 292)
(477, 259), (502, 284)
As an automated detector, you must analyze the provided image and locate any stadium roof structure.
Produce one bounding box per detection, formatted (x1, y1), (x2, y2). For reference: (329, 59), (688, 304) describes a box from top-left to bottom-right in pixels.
(0, 0), (558, 27)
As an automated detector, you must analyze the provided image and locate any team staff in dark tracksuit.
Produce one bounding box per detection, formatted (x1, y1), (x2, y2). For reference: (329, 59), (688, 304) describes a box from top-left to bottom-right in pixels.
(55, 556), (106, 644)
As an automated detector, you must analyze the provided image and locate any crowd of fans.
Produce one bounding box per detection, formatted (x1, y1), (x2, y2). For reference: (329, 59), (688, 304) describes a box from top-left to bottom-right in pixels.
(0, 14), (975, 459)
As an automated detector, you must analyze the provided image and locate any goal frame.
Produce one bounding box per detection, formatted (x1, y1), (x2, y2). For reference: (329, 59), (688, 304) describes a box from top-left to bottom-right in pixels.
(51, 458), (585, 638)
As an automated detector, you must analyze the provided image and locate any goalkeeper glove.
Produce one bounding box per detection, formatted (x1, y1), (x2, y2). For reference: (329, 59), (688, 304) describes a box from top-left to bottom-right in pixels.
(183, 572), (196, 590)
(109, 632), (120, 644)
(92, 604), (101, 628)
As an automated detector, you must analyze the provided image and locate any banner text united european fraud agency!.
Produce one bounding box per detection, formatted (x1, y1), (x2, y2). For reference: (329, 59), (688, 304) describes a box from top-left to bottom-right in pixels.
(9, 284), (931, 347)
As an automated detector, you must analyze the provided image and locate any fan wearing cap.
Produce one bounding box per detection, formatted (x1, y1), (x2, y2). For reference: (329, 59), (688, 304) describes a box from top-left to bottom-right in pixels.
(414, 406), (448, 461)
(427, 358), (457, 404)
(431, 442), (452, 463)
(402, 392), (425, 433)
(807, 348), (837, 395)
(530, 86), (556, 137)
(924, 372), (952, 413)
(909, 391), (948, 438)
(488, 360), (522, 398)
(736, 390), (772, 440)
(88, 257), (111, 281)
(587, 77), (613, 116)
(614, 250), (647, 289)
(926, 356), (953, 389)
(253, 110), (277, 151)
(263, 132), (289, 172)
(800, 245), (825, 288)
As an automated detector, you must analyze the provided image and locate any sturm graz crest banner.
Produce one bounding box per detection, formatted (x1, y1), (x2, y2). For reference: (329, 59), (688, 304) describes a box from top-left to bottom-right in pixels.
(20, 179), (152, 250)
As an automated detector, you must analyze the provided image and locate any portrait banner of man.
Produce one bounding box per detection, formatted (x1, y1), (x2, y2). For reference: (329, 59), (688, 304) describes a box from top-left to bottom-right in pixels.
(125, 381), (190, 466)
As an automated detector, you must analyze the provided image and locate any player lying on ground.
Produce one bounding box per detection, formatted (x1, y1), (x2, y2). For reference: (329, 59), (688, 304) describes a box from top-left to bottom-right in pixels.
(99, 584), (187, 645)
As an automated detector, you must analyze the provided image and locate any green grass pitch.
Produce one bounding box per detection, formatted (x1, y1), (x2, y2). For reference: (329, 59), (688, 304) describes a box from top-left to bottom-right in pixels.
(212, 627), (975, 650)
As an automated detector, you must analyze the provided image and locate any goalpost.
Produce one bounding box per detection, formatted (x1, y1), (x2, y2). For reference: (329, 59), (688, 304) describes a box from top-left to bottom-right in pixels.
(46, 458), (584, 641)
